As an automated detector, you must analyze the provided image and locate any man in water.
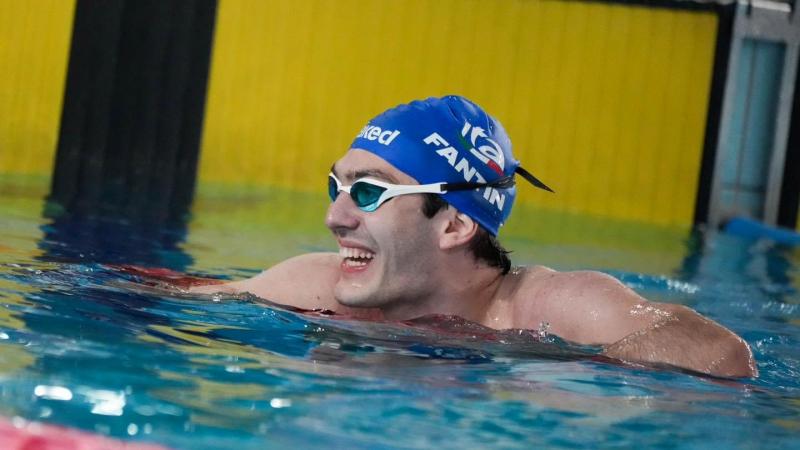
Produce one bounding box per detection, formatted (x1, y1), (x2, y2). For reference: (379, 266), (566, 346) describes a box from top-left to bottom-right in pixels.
(192, 95), (757, 378)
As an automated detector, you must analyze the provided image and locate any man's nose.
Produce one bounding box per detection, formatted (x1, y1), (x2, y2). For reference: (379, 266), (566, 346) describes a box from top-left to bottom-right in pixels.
(325, 192), (360, 232)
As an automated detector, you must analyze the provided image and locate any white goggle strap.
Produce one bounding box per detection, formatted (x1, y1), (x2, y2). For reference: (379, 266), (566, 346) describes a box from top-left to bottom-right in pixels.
(374, 182), (447, 207)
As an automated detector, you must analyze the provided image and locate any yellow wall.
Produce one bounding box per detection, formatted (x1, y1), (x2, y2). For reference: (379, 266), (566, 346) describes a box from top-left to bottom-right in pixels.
(0, 0), (75, 176)
(200, 0), (718, 227)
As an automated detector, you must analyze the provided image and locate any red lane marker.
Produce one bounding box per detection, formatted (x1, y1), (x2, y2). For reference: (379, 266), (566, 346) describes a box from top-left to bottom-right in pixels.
(108, 264), (225, 289)
(0, 417), (170, 450)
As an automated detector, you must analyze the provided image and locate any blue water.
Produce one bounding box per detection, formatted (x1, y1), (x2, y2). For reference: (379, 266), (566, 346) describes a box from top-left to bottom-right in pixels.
(0, 183), (798, 449)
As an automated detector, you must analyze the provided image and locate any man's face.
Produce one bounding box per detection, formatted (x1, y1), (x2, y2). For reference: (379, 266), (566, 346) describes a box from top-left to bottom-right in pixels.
(326, 149), (442, 310)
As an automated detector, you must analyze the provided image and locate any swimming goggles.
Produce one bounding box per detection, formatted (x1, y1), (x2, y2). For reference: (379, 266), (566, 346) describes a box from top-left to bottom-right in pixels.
(328, 172), (516, 212)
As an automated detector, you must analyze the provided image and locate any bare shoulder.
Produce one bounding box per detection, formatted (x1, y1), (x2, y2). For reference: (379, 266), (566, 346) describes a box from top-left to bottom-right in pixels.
(508, 266), (755, 376)
(535, 267), (635, 296)
(515, 265), (633, 301)
(196, 253), (341, 310)
(511, 266), (658, 344)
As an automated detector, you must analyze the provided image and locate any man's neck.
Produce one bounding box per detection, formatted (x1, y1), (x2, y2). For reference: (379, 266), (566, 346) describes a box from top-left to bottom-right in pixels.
(379, 262), (506, 324)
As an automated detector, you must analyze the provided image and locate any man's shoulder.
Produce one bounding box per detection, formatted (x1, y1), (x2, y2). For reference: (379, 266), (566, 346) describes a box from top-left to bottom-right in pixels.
(231, 252), (341, 308)
(274, 252), (341, 271)
(259, 252), (342, 288)
(515, 265), (623, 294)
(507, 266), (637, 328)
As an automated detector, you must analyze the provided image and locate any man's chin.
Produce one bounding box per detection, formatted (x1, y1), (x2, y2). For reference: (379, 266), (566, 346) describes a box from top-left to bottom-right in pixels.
(333, 285), (384, 309)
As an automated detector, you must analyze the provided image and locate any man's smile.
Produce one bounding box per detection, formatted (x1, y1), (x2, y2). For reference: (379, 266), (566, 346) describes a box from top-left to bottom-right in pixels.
(339, 246), (376, 271)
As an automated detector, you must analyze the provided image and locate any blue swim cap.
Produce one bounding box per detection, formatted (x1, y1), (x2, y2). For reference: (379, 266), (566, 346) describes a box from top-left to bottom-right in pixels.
(350, 95), (552, 236)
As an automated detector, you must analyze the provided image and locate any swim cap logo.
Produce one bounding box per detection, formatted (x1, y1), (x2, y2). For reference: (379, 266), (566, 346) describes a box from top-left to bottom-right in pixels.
(461, 121), (505, 176)
(422, 129), (507, 212)
(356, 125), (401, 146)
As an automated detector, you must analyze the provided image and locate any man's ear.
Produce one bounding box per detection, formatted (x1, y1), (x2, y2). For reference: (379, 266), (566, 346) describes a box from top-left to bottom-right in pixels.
(439, 211), (478, 250)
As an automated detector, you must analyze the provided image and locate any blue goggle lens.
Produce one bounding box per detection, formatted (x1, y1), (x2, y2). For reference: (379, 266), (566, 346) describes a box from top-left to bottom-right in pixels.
(327, 175), (339, 202)
(328, 175), (387, 211)
(351, 182), (384, 210)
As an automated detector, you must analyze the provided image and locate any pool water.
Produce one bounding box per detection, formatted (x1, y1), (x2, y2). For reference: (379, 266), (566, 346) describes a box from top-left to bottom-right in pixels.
(0, 178), (798, 449)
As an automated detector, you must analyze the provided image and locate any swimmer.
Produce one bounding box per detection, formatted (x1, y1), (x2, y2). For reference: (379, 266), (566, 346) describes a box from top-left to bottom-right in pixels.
(191, 95), (757, 378)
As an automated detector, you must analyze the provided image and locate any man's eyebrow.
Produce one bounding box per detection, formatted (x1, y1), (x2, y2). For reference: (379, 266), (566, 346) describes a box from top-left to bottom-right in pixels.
(330, 164), (399, 183)
(352, 169), (398, 183)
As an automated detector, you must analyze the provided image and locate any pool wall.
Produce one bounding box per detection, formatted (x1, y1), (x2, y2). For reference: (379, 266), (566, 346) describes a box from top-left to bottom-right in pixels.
(1, 0), (798, 233)
(0, 0), (74, 178)
(200, 0), (718, 230)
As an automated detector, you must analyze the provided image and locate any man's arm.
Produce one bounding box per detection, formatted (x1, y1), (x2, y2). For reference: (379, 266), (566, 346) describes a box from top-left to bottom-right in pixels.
(534, 270), (757, 378)
(601, 304), (757, 377)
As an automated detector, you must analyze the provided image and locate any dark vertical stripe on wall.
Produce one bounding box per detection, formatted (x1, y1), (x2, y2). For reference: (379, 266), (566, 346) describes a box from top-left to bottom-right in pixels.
(693, 4), (735, 227)
(777, 53), (800, 228)
(50, 0), (217, 224)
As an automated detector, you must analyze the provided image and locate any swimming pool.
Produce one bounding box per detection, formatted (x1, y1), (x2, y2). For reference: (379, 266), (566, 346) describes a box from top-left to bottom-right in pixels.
(0, 178), (798, 449)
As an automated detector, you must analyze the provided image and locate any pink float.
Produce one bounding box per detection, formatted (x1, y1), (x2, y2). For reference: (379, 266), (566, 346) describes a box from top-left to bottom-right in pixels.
(0, 417), (168, 450)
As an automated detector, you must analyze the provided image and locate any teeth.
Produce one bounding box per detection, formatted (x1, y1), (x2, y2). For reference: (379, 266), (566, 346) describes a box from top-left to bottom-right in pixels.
(344, 259), (369, 267)
(339, 247), (375, 260)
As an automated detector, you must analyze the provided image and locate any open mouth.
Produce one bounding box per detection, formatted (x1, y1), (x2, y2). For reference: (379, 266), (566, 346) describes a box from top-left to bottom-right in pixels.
(339, 247), (375, 268)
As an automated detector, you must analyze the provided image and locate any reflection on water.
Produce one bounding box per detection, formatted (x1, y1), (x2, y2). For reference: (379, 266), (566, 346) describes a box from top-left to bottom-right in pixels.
(38, 208), (193, 270)
(0, 258), (798, 449)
